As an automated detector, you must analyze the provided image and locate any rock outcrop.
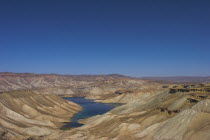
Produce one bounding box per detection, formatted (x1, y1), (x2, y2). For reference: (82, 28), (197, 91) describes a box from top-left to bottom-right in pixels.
(0, 90), (81, 140)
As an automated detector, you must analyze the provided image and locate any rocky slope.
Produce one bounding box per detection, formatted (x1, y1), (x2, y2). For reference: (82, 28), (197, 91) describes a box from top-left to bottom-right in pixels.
(0, 90), (81, 140)
(0, 73), (140, 92)
(0, 73), (160, 103)
(44, 90), (210, 140)
(0, 73), (162, 139)
(3, 73), (210, 140)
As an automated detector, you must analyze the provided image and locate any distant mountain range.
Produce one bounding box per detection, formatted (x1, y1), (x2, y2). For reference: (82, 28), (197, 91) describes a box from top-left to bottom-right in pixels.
(141, 76), (210, 83)
(1, 72), (209, 85)
(0, 72), (143, 92)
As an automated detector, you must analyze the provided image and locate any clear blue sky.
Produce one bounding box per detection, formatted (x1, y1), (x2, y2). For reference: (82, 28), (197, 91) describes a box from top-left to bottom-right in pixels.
(0, 0), (210, 77)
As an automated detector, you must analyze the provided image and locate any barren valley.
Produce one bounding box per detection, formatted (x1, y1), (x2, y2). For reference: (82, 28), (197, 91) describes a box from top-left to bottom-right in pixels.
(0, 73), (210, 140)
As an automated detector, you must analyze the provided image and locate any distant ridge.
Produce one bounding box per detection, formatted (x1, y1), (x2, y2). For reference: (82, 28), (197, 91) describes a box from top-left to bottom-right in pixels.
(0, 72), (128, 77)
(142, 76), (210, 83)
(0, 72), (141, 92)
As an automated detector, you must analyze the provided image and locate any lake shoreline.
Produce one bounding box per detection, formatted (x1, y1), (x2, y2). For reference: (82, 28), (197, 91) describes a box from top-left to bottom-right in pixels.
(62, 97), (122, 128)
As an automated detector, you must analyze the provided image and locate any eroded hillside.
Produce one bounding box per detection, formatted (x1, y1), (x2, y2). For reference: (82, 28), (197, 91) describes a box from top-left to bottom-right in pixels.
(0, 73), (160, 102)
(0, 90), (81, 140)
(45, 86), (210, 140)
(2, 73), (210, 140)
(0, 73), (162, 140)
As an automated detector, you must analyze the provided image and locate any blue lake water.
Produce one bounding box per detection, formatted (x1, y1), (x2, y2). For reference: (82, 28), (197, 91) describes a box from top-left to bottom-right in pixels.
(62, 97), (121, 128)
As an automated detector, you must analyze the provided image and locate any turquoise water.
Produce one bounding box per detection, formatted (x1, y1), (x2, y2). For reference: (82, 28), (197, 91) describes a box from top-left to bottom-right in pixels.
(63, 97), (121, 128)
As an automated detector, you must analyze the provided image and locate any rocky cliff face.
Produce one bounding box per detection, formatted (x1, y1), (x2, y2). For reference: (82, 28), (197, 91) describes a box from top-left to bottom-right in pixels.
(0, 90), (81, 140)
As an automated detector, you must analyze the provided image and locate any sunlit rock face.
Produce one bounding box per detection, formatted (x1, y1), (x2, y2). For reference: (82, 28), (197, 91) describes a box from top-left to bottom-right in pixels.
(43, 89), (210, 140)
(0, 90), (81, 139)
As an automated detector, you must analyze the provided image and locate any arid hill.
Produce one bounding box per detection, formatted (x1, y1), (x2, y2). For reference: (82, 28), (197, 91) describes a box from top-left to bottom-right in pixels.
(1, 73), (210, 140)
(0, 90), (81, 140)
(45, 85), (210, 140)
(0, 72), (160, 102)
(0, 73), (161, 139)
